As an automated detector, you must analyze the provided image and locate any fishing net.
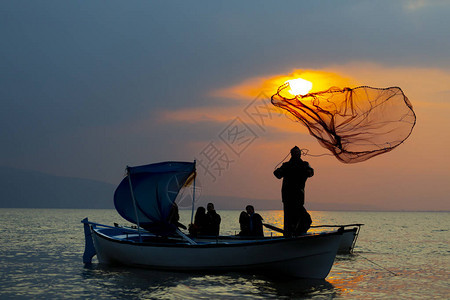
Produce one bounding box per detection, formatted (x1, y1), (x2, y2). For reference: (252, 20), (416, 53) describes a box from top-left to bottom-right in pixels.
(271, 84), (416, 163)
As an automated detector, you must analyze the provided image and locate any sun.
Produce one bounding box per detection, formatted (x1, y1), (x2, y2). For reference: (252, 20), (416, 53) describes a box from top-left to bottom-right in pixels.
(285, 78), (313, 96)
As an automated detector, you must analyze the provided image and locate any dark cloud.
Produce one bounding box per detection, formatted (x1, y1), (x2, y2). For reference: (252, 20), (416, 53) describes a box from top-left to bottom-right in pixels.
(1, 0), (449, 190)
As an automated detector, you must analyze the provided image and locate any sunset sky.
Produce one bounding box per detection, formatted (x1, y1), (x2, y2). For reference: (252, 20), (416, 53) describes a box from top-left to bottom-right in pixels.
(2, 1), (449, 211)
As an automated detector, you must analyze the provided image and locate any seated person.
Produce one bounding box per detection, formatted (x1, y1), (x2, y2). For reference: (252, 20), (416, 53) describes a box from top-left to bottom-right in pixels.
(203, 203), (221, 236)
(239, 205), (264, 237)
(189, 206), (207, 236)
(239, 211), (251, 236)
(168, 203), (187, 230)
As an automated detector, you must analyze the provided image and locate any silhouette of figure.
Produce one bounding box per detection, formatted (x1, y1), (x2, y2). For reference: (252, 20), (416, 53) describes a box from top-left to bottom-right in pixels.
(189, 206), (207, 236)
(204, 202), (221, 236)
(239, 205), (264, 237)
(274, 146), (314, 236)
(239, 211), (250, 236)
(168, 203), (187, 230)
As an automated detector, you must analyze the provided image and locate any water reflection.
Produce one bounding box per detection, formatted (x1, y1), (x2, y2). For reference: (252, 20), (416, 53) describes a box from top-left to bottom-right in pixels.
(261, 210), (284, 237)
(2, 209), (448, 299)
(81, 265), (195, 299)
(328, 271), (366, 296)
(253, 277), (337, 299)
(81, 264), (338, 299)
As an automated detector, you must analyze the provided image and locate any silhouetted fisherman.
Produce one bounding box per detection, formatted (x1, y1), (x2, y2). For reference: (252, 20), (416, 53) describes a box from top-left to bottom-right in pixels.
(205, 202), (221, 236)
(189, 206), (207, 237)
(239, 205), (264, 237)
(168, 203), (187, 230)
(274, 146), (314, 236)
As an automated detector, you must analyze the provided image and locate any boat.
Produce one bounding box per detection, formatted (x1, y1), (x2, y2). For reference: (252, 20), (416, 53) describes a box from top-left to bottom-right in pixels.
(82, 161), (345, 279)
(263, 223), (364, 254)
(312, 224), (363, 254)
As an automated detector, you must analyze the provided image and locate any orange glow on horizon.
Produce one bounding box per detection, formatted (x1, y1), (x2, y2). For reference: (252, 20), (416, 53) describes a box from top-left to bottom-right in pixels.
(210, 69), (359, 100)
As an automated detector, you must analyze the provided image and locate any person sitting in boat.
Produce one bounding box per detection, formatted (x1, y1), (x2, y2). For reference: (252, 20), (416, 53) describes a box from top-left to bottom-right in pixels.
(239, 205), (264, 237)
(238, 211), (250, 236)
(168, 203), (187, 230)
(204, 202), (221, 236)
(188, 206), (207, 237)
(274, 146), (313, 236)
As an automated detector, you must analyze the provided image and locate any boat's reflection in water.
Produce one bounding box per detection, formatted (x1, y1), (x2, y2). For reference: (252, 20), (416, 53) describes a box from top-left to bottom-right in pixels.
(252, 276), (337, 299)
(81, 264), (341, 299)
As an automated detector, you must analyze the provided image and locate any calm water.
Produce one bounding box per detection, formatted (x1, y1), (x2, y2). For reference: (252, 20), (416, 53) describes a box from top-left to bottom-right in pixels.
(0, 209), (448, 299)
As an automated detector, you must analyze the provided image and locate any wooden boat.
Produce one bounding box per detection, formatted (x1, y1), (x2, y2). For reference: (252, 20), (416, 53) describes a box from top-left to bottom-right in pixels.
(82, 161), (345, 279)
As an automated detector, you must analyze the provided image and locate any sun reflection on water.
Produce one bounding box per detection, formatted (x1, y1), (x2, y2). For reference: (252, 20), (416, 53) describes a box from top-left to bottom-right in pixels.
(327, 271), (366, 295)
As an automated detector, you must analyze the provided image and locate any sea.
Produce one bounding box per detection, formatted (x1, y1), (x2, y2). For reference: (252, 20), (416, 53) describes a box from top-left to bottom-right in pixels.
(0, 209), (448, 299)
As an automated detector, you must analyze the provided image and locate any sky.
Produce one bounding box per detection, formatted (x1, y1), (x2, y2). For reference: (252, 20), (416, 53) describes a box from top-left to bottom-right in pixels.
(1, 0), (449, 211)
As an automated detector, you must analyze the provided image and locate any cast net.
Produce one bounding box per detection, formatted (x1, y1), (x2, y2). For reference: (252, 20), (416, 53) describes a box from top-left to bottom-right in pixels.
(271, 84), (416, 163)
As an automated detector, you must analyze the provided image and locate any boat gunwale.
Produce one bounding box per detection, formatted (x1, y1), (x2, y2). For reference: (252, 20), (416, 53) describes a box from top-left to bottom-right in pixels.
(92, 226), (344, 249)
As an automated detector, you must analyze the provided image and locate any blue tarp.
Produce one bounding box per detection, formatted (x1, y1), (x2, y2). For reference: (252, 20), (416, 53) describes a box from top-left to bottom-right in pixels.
(114, 161), (195, 235)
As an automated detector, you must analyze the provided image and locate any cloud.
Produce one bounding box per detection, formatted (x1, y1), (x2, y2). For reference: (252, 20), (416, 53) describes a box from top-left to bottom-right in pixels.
(403, 0), (428, 11)
(212, 63), (450, 105)
(326, 62), (450, 105)
(158, 69), (361, 134)
(402, 0), (449, 12)
(210, 69), (358, 100)
(158, 107), (239, 124)
(157, 96), (309, 135)
(158, 63), (450, 139)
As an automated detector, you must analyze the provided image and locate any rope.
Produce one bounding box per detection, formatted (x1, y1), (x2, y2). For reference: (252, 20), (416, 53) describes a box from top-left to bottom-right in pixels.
(300, 148), (334, 158)
(273, 148), (332, 170)
(273, 151), (291, 170)
(357, 254), (398, 276)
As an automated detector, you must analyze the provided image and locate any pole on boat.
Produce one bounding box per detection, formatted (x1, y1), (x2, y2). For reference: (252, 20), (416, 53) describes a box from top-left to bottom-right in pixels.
(127, 166), (142, 243)
(176, 228), (197, 245)
(190, 160), (196, 225)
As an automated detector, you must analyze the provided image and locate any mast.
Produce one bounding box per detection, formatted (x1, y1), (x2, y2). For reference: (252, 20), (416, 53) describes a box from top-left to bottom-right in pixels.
(127, 166), (142, 242)
(190, 160), (196, 225)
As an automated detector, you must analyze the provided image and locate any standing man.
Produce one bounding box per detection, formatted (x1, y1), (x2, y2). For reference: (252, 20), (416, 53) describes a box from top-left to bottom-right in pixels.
(274, 146), (314, 236)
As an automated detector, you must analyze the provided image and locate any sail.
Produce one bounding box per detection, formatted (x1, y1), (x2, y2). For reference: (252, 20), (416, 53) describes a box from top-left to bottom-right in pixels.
(114, 161), (196, 235)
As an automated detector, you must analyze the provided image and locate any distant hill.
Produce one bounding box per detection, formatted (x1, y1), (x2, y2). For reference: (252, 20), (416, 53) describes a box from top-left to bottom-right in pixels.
(0, 166), (115, 209)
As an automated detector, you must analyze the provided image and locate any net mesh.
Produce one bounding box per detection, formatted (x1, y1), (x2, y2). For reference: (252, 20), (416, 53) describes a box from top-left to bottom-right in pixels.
(271, 84), (416, 163)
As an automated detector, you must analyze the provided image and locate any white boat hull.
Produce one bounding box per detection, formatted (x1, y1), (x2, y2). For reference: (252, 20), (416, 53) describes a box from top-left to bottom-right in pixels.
(90, 227), (343, 279)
